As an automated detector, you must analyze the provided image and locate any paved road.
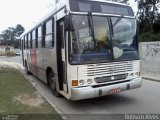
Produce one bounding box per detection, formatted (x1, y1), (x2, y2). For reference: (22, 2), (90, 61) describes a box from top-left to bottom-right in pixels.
(22, 72), (160, 120)
(1, 56), (160, 120)
(0, 56), (22, 64)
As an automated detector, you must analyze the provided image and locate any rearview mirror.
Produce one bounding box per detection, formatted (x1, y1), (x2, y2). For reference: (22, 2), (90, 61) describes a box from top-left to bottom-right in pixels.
(64, 15), (70, 31)
(64, 15), (74, 31)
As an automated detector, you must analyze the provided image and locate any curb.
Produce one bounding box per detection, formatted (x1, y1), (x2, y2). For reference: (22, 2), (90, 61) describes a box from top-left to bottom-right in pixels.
(142, 77), (160, 83)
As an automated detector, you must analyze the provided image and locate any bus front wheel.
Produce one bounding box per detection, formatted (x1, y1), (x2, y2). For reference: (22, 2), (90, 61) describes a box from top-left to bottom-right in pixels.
(48, 71), (60, 97)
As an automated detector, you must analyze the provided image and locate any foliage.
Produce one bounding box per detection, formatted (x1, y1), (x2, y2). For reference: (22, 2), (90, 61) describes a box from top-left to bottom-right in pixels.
(136, 0), (160, 42)
(137, 0), (159, 33)
(15, 24), (25, 36)
(138, 32), (160, 42)
(6, 51), (16, 57)
(0, 24), (24, 47)
(153, 13), (160, 33)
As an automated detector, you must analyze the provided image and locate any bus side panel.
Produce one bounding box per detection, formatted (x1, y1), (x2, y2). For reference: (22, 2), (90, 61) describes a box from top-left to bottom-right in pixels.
(36, 48), (46, 82)
(43, 48), (57, 82)
(24, 49), (29, 68)
(27, 50), (32, 72)
(30, 49), (39, 77)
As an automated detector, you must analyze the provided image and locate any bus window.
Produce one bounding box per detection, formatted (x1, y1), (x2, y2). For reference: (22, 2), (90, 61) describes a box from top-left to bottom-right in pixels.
(32, 30), (36, 48)
(38, 26), (42, 48)
(36, 28), (38, 48)
(45, 19), (53, 48)
(25, 36), (28, 50)
(19, 39), (21, 50)
(52, 18), (54, 47)
(42, 23), (46, 48)
(27, 34), (29, 49)
(30, 32), (32, 49)
(24, 39), (25, 50)
(79, 3), (91, 12)
(24, 36), (27, 49)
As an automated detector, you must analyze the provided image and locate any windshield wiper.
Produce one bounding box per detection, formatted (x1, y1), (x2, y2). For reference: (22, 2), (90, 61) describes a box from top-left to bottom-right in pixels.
(110, 15), (124, 37)
(112, 15), (124, 27)
(88, 12), (96, 48)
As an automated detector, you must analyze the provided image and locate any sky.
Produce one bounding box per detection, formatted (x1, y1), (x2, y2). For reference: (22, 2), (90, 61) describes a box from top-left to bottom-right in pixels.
(0, 0), (137, 33)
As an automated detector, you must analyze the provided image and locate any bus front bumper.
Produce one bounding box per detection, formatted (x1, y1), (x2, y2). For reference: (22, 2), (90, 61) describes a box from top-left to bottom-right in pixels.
(70, 78), (142, 100)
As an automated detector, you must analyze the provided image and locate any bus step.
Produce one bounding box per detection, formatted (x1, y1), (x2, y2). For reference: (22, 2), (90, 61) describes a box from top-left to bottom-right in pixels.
(59, 91), (69, 99)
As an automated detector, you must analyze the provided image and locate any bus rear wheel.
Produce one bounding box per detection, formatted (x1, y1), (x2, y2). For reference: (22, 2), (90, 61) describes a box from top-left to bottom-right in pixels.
(25, 61), (31, 75)
(48, 71), (60, 97)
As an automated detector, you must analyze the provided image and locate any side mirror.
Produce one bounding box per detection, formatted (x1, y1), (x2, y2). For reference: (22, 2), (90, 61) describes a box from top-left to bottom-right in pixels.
(64, 15), (74, 31)
(64, 15), (70, 31)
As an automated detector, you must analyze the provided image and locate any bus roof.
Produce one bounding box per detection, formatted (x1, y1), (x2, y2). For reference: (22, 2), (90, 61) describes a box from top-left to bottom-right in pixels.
(20, 0), (131, 38)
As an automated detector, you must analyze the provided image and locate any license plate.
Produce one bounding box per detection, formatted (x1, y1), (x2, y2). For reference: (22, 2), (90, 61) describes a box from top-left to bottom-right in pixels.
(109, 88), (121, 94)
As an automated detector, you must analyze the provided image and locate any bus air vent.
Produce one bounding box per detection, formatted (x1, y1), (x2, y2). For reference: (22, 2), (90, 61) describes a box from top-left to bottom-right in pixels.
(86, 61), (135, 77)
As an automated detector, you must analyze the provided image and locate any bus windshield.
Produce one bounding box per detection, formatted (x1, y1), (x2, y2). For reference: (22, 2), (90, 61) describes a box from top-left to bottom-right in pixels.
(69, 15), (139, 64)
(111, 17), (139, 61)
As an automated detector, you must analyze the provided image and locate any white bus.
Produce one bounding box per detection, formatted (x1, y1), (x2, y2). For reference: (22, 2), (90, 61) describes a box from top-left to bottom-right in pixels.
(20, 0), (142, 100)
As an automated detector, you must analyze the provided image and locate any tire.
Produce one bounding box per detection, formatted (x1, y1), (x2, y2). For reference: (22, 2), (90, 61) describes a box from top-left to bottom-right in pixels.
(25, 62), (31, 75)
(48, 71), (61, 97)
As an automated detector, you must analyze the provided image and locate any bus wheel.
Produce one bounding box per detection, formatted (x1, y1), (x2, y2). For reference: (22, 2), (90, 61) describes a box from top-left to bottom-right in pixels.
(25, 62), (31, 75)
(48, 71), (60, 97)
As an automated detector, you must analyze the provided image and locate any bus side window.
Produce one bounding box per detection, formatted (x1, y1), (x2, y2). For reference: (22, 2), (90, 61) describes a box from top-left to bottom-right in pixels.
(32, 30), (36, 48)
(24, 39), (25, 50)
(25, 35), (28, 49)
(25, 36), (28, 50)
(19, 39), (21, 50)
(30, 32), (32, 49)
(52, 18), (54, 47)
(42, 23), (46, 48)
(38, 26), (42, 48)
(22, 37), (25, 50)
(36, 28), (38, 48)
(45, 19), (53, 48)
(28, 34), (30, 49)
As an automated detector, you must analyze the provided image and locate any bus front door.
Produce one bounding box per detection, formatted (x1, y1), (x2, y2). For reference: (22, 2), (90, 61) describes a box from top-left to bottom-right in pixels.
(57, 20), (68, 92)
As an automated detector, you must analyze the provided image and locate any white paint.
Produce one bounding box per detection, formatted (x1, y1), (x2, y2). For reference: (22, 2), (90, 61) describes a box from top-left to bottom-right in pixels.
(139, 42), (160, 74)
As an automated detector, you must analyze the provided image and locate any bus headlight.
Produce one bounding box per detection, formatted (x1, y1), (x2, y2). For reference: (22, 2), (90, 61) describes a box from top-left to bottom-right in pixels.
(135, 72), (140, 77)
(79, 80), (85, 85)
(129, 73), (134, 78)
(129, 72), (140, 79)
(87, 79), (93, 84)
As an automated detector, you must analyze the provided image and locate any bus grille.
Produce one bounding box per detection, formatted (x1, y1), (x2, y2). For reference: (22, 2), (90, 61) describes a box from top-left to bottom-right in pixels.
(94, 73), (128, 83)
(85, 61), (136, 77)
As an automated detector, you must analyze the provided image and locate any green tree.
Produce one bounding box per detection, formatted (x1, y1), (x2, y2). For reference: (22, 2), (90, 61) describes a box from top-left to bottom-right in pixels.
(153, 13), (160, 33)
(15, 24), (25, 37)
(0, 24), (24, 47)
(137, 0), (160, 34)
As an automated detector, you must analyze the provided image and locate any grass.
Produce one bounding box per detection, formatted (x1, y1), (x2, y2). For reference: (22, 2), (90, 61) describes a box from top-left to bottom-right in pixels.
(0, 67), (62, 120)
